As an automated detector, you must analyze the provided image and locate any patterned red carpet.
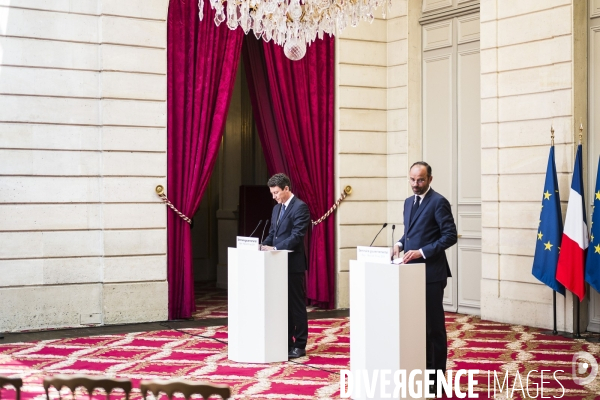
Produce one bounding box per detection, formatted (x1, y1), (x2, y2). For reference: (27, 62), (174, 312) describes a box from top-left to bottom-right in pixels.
(193, 283), (229, 319)
(1, 314), (599, 399)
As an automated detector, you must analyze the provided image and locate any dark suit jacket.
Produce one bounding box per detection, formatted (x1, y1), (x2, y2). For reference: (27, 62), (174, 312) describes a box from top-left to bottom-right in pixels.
(262, 196), (311, 274)
(399, 188), (457, 283)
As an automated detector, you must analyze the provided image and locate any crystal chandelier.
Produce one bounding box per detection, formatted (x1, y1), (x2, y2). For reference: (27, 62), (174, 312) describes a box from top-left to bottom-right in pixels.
(198, 0), (391, 61)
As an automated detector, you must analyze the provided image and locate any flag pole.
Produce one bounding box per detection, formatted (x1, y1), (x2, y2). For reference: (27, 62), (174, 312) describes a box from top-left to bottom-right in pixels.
(551, 291), (558, 335)
(576, 294), (582, 338)
(576, 124), (583, 338)
(560, 124), (589, 340)
(539, 126), (568, 336)
(552, 126), (558, 335)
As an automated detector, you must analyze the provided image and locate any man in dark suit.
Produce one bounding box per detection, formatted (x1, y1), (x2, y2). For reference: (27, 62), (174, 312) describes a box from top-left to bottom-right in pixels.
(393, 161), (457, 378)
(260, 173), (311, 359)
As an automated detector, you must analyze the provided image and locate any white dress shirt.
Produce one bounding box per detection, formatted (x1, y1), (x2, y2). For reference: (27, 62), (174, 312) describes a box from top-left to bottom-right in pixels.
(396, 186), (431, 258)
(283, 194), (294, 208)
(273, 194), (294, 250)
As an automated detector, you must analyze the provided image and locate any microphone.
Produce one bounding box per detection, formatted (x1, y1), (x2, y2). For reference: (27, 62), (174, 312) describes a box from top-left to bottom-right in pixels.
(248, 220), (263, 237)
(260, 219), (270, 244)
(369, 223), (388, 247)
(391, 224), (396, 261)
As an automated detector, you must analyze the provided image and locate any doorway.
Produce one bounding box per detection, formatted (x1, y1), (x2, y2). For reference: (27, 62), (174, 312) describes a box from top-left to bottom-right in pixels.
(189, 57), (270, 319)
(421, 11), (482, 314)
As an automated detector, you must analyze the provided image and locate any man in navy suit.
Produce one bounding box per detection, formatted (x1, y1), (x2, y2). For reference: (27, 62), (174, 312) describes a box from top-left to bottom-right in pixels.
(261, 173), (311, 359)
(393, 161), (457, 377)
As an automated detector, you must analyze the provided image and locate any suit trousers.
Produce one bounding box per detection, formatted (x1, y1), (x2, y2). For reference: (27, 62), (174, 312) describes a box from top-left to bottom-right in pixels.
(426, 280), (448, 373)
(288, 272), (308, 349)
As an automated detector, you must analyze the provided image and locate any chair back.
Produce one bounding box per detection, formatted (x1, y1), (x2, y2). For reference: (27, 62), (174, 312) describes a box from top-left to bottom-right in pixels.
(43, 375), (132, 399)
(0, 375), (23, 400)
(140, 379), (231, 399)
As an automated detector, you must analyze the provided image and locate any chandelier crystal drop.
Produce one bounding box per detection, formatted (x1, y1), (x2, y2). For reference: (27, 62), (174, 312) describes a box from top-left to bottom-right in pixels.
(198, 0), (392, 60)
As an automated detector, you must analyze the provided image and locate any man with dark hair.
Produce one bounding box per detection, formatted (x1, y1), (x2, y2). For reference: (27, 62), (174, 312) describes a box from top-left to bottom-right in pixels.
(411, 160), (432, 177)
(393, 161), (457, 387)
(261, 173), (311, 359)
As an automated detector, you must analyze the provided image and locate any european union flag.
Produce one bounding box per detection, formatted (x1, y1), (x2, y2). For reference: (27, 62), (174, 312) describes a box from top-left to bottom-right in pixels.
(532, 146), (565, 295)
(585, 157), (600, 294)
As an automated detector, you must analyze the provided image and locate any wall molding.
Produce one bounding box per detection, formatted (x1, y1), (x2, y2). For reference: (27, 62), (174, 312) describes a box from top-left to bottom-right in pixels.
(423, 20), (453, 51)
(422, 0), (452, 14)
(457, 13), (480, 44)
(420, 2), (480, 25)
(592, 0), (600, 19)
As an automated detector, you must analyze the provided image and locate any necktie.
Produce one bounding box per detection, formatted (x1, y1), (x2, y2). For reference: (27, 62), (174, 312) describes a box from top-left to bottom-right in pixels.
(277, 204), (286, 224)
(410, 195), (421, 224)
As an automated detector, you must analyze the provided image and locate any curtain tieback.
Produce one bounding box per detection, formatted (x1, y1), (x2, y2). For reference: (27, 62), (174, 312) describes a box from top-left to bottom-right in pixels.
(311, 185), (352, 226)
(155, 185), (193, 226)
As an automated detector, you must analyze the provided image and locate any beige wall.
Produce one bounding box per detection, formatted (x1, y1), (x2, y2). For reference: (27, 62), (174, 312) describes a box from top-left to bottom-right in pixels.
(479, 0), (581, 331)
(387, 2), (410, 257)
(0, 0), (169, 331)
(335, 1), (408, 307)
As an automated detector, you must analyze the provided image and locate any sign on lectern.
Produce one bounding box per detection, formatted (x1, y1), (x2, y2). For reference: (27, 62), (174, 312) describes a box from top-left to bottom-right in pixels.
(356, 246), (393, 263)
(236, 236), (260, 250)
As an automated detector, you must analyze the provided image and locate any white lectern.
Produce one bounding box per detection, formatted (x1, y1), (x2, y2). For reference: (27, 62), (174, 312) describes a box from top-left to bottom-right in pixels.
(228, 247), (288, 363)
(350, 247), (426, 399)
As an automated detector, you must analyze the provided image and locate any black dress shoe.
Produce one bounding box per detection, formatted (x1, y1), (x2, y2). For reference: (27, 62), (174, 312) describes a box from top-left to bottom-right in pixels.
(288, 348), (306, 359)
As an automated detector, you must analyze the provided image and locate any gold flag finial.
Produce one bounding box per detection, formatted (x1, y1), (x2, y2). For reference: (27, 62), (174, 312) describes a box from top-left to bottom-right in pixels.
(579, 122), (583, 144)
(551, 125), (554, 146)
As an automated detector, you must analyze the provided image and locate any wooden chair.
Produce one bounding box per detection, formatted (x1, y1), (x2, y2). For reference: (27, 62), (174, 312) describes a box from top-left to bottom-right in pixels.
(0, 375), (23, 400)
(43, 375), (132, 399)
(140, 379), (231, 399)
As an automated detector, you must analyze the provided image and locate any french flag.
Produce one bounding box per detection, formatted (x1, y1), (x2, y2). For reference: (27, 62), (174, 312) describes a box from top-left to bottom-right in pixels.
(556, 144), (588, 301)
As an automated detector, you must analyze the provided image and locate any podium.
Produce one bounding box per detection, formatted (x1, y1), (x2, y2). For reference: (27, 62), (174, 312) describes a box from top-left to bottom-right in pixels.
(228, 247), (288, 363)
(349, 247), (426, 399)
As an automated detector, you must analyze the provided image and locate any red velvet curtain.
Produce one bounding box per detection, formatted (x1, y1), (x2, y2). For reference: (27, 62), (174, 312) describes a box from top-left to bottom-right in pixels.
(242, 39), (289, 175)
(167, 0), (243, 319)
(243, 37), (336, 309)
